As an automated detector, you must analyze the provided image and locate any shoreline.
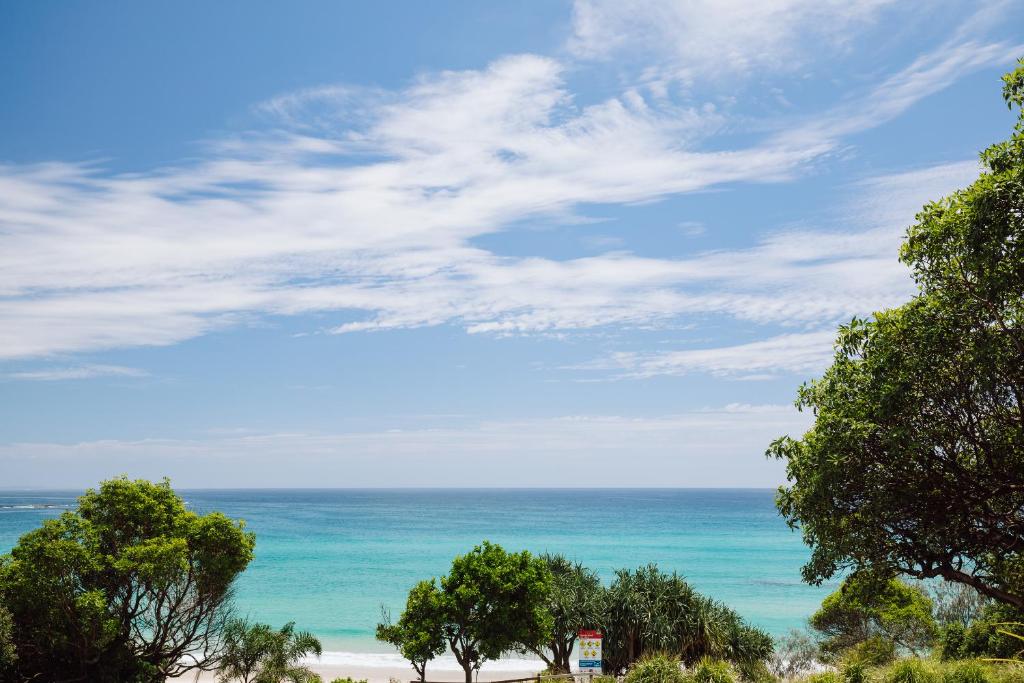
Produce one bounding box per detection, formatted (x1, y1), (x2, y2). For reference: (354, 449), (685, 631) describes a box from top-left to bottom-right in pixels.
(175, 652), (549, 683)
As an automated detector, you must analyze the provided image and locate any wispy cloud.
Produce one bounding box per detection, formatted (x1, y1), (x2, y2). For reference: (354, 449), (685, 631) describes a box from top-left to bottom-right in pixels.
(0, 37), (1007, 360)
(569, 0), (899, 76)
(7, 364), (148, 382)
(574, 331), (838, 380)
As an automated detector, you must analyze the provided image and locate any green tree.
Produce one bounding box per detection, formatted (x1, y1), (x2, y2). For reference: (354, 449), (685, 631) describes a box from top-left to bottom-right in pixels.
(603, 565), (771, 675)
(0, 477), (255, 682)
(376, 580), (446, 682)
(523, 554), (604, 673)
(218, 619), (322, 683)
(810, 576), (938, 660)
(768, 61), (1024, 609)
(439, 541), (553, 683)
(0, 602), (15, 676)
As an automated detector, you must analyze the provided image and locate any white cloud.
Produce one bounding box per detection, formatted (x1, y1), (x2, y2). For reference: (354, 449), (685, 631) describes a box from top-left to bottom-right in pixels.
(0, 404), (812, 487)
(568, 0), (898, 74)
(577, 331), (838, 380)
(6, 364), (148, 381)
(0, 40), (1005, 360)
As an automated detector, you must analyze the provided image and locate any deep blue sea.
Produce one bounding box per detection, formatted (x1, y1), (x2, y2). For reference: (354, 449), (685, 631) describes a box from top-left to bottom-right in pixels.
(0, 489), (833, 657)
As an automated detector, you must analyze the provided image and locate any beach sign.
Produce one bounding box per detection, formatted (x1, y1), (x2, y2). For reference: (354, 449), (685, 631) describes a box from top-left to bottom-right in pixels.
(578, 629), (603, 674)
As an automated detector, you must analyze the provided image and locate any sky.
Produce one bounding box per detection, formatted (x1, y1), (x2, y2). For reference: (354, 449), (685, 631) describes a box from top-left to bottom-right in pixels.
(1, 1), (1022, 488)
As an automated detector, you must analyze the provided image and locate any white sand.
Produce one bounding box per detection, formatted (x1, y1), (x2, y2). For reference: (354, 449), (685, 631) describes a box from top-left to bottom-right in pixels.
(174, 653), (550, 683)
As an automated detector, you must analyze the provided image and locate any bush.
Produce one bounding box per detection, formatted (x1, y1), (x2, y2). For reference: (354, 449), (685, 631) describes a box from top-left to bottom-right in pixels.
(693, 657), (736, 683)
(805, 673), (842, 683)
(845, 637), (897, 667)
(886, 660), (940, 683)
(595, 677), (620, 683)
(842, 661), (868, 683)
(942, 661), (992, 683)
(329, 679), (369, 683)
(625, 653), (689, 683)
(737, 659), (777, 683)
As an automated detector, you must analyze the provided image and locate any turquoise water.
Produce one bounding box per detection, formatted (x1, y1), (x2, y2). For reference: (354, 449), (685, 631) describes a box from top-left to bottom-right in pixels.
(0, 489), (833, 652)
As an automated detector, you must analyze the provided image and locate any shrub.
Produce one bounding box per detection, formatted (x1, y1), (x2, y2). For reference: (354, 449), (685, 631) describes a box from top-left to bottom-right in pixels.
(942, 661), (992, 683)
(845, 637), (897, 667)
(886, 659), (940, 683)
(626, 653), (688, 683)
(595, 677), (620, 683)
(842, 661), (868, 683)
(693, 657), (736, 683)
(805, 672), (842, 683)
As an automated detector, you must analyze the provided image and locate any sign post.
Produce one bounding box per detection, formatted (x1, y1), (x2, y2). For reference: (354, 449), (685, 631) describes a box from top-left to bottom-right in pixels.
(578, 629), (603, 675)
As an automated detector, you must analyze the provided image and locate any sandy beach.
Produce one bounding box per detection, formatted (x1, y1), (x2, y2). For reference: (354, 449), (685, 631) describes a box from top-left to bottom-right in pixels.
(174, 653), (549, 683)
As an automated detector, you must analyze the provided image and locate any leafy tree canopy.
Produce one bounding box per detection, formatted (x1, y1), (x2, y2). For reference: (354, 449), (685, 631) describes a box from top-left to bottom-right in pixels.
(0, 477), (255, 682)
(769, 60), (1024, 608)
(376, 580), (446, 682)
(0, 602), (15, 676)
(809, 576), (937, 660)
(439, 541), (553, 683)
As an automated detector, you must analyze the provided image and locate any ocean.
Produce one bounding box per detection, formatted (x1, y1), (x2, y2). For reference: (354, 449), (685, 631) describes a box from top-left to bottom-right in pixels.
(0, 488), (833, 662)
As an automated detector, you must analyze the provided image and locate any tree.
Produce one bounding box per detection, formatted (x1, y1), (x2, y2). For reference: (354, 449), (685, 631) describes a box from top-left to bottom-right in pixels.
(809, 576), (937, 660)
(438, 541), (553, 683)
(0, 477), (255, 682)
(602, 565), (771, 675)
(768, 61), (1024, 609)
(920, 581), (990, 630)
(523, 554), (604, 673)
(218, 619), (322, 683)
(0, 602), (15, 676)
(376, 580), (446, 682)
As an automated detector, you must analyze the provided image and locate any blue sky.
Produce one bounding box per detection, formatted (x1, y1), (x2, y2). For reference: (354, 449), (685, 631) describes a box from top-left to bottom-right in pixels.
(1, 0), (1022, 487)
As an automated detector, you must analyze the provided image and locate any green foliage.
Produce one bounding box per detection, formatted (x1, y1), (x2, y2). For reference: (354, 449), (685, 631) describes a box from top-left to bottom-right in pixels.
(886, 660), (940, 683)
(603, 565), (772, 674)
(842, 660), (869, 683)
(844, 638), (897, 668)
(527, 553), (605, 673)
(218, 619), (322, 683)
(768, 59), (1024, 610)
(942, 661), (993, 683)
(805, 673), (842, 683)
(693, 657), (737, 683)
(624, 652), (688, 683)
(594, 676), (620, 683)
(328, 678), (369, 683)
(438, 541), (553, 683)
(0, 476), (255, 683)
(0, 601), (15, 674)
(810, 576), (937, 659)
(376, 580), (446, 681)
(941, 604), (1024, 661)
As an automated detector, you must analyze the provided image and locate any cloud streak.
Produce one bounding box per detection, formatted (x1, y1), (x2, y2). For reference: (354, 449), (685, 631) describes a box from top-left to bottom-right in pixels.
(0, 39), (1008, 361)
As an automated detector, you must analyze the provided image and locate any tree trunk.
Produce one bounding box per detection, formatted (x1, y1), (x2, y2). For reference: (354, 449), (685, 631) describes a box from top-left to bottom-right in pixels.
(463, 664), (474, 683)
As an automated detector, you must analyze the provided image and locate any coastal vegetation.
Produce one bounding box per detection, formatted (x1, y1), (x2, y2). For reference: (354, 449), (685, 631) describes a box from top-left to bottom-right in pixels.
(768, 60), (1024, 610)
(380, 549), (773, 679)
(0, 477), (256, 682)
(218, 619), (323, 683)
